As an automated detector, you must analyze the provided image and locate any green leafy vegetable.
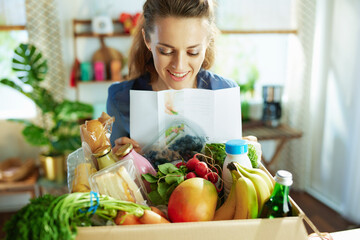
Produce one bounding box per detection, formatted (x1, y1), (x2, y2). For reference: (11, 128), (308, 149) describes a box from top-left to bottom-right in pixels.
(248, 144), (259, 168)
(142, 163), (187, 205)
(204, 143), (227, 167)
(4, 192), (149, 240)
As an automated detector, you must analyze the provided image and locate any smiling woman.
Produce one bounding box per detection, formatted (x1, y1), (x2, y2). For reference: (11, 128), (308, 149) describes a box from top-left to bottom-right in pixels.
(143, 17), (209, 90)
(107, 0), (239, 150)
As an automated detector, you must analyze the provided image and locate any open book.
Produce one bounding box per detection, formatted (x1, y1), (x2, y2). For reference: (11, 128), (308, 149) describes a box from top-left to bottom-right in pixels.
(130, 87), (242, 147)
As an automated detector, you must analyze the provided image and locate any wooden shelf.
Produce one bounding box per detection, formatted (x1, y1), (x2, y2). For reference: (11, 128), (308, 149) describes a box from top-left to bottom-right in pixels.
(73, 19), (119, 25)
(77, 80), (117, 85)
(243, 122), (303, 170)
(0, 25), (26, 31)
(221, 29), (298, 35)
(74, 32), (130, 38)
(73, 19), (128, 37)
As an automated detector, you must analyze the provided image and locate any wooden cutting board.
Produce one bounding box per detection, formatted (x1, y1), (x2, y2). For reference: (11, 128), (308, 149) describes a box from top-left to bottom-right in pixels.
(92, 37), (123, 79)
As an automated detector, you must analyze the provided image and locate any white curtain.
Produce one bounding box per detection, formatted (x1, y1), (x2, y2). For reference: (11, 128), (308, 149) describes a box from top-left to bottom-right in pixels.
(270, 0), (316, 190)
(271, 0), (360, 224)
(306, 0), (360, 224)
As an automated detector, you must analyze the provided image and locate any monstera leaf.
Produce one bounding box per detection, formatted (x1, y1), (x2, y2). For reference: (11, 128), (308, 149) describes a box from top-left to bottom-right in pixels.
(0, 43), (93, 156)
(12, 43), (48, 85)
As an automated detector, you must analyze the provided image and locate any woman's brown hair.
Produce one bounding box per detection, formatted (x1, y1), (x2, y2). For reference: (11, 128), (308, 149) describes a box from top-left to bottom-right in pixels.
(127, 0), (218, 81)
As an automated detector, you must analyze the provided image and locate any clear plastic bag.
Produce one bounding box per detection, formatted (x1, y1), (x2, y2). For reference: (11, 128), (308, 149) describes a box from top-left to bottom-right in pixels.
(141, 119), (207, 168)
(89, 158), (148, 206)
(67, 147), (97, 193)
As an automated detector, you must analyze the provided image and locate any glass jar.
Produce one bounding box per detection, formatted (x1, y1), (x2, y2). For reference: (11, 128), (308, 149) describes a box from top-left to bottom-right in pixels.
(93, 146), (116, 170)
(115, 143), (157, 176)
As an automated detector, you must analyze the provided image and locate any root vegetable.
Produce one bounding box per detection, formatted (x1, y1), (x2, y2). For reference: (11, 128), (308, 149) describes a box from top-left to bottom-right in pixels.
(185, 172), (197, 179)
(139, 210), (170, 224)
(150, 206), (167, 219)
(195, 162), (209, 178)
(115, 211), (141, 225)
(205, 172), (219, 184)
(186, 157), (200, 171)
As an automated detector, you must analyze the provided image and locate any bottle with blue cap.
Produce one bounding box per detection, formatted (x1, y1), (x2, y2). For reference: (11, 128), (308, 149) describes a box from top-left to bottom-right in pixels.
(222, 139), (252, 197)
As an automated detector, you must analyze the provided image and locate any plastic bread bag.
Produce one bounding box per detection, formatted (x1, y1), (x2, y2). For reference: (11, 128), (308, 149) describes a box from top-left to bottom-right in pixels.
(67, 147), (97, 193)
(80, 112), (115, 169)
(89, 158), (148, 206)
(141, 118), (206, 168)
(80, 112), (115, 155)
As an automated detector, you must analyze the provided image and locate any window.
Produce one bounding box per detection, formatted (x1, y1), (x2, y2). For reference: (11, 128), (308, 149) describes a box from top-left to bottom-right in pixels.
(0, 0), (35, 119)
(213, 0), (299, 103)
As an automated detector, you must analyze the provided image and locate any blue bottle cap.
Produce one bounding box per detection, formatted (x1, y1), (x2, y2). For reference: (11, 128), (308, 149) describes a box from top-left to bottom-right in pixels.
(225, 139), (248, 155)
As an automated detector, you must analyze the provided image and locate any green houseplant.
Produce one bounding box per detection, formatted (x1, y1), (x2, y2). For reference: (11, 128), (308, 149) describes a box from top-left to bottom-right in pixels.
(238, 65), (259, 121)
(0, 44), (93, 181)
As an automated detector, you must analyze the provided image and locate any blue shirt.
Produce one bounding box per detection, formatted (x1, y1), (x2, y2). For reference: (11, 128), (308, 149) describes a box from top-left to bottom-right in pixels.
(106, 69), (238, 146)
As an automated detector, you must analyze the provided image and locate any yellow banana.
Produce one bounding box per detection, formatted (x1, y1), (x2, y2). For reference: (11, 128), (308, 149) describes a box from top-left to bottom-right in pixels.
(246, 167), (274, 193)
(231, 169), (258, 219)
(213, 178), (237, 220)
(234, 163), (271, 217)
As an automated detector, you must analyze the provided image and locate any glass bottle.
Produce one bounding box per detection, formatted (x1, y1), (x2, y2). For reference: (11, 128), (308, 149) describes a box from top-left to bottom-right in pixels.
(260, 170), (294, 218)
(222, 139), (252, 197)
(115, 143), (156, 176)
(93, 145), (117, 170)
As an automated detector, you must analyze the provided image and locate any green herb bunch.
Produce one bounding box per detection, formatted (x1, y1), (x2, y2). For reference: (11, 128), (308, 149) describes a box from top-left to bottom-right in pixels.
(204, 143), (227, 167)
(142, 163), (187, 205)
(4, 192), (150, 240)
(0, 44), (93, 156)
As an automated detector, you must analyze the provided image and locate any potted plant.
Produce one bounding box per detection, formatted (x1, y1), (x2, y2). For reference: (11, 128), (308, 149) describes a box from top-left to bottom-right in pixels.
(0, 43), (93, 182)
(238, 65), (259, 121)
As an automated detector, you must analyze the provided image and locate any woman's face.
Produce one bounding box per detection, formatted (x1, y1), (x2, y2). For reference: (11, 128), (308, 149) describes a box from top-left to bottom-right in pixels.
(144, 17), (209, 90)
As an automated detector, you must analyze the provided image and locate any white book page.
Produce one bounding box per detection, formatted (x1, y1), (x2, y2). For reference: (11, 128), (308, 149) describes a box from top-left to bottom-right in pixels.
(130, 87), (242, 147)
(130, 90), (159, 147)
(213, 87), (242, 142)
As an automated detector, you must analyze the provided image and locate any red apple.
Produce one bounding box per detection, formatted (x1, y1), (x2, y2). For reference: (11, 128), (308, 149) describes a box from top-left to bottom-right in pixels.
(167, 178), (218, 222)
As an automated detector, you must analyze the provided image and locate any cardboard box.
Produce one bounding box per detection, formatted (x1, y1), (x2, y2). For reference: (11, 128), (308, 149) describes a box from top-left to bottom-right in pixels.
(77, 214), (307, 240)
(76, 164), (308, 240)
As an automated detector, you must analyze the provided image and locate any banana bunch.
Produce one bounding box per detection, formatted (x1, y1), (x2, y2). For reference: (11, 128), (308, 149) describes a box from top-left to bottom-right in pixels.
(213, 162), (274, 220)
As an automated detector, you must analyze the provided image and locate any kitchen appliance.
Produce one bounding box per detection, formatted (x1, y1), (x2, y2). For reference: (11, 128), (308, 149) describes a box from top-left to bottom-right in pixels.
(262, 85), (282, 127)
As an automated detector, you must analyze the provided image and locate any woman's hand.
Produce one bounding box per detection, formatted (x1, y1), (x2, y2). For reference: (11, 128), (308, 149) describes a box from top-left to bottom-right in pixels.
(113, 137), (142, 154)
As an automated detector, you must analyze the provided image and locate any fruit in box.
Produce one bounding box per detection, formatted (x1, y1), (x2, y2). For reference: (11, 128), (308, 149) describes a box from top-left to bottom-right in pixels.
(167, 178), (218, 222)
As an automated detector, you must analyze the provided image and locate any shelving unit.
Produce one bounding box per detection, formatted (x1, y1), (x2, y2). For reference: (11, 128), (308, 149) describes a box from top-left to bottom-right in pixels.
(72, 19), (130, 38)
(72, 19), (132, 100)
(0, 25), (26, 31)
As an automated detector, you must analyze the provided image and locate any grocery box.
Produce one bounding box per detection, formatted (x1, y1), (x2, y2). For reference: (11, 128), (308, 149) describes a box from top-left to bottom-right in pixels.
(76, 165), (309, 240)
(76, 215), (307, 240)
